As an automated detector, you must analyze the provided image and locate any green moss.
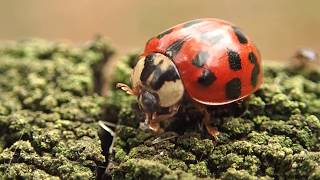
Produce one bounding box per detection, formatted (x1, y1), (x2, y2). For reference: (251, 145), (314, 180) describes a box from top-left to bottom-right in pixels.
(0, 38), (114, 179)
(1, 38), (320, 179)
(0, 163), (60, 180)
(222, 117), (254, 136)
(106, 56), (320, 179)
(220, 168), (272, 180)
(112, 159), (197, 180)
(172, 148), (196, 162)
(188, 161), (211, 177)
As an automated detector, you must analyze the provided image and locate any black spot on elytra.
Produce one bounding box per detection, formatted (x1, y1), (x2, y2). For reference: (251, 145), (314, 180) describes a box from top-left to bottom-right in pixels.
(248, 52), (260, 87)
(200, 31), (224, 45)
(232, 26), (248, 44)
(248, 52), (257, 64)
(198, 69), (216, 86)
(227, 49), (242, 71)
(166, 38), (186, 58)
(183, 19), (203, 28)
(157, 29), (173, 39)
(140, 54), (157, 83)
(251, 65), (260, 87)
(192, 51), (209, 68)
(150, 65), (180, 90)
(225, 78), (241, 100)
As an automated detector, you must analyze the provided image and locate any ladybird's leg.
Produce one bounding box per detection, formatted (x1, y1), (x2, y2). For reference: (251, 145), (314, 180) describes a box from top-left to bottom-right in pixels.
(147, 104), (180, 133)
(145, 113), (164, 133)
(154, 104), (180, 122)
(116, 83), (139, 96)
(148, 119), (164, 133)
(235, 99), (244, 105)
(236, 98), (251, 117)
(193, 102), (219, 139)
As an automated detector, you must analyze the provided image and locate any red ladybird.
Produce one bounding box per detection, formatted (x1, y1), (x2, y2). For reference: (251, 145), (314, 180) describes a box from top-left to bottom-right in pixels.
(117, 18), (263, 138)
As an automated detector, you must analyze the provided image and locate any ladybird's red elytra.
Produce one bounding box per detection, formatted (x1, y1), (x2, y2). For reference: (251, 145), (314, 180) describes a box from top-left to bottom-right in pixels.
(232, 26), (248, 44)
(192, 51), (209, 68)
(182, 19), (203, 28)
(225, 77), (242, 100)
(197, 69), (217, 87)
(117, 18), (263, 138)
(144, 18), (262, 104)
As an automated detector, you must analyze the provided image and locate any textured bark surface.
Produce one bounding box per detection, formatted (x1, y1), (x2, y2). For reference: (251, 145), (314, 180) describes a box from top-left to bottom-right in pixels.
(0, 38), (114, 179)
(0, 39), (319, 180)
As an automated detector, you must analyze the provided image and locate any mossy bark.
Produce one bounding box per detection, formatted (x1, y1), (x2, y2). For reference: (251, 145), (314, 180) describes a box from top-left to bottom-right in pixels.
(0, 38), (114, 179)
(0, 38), (319, 180)
(106, 55), (320, 179)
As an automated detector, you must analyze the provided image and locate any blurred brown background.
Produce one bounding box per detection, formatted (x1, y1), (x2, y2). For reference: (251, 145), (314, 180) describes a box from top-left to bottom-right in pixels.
(0, 0), (319, 60)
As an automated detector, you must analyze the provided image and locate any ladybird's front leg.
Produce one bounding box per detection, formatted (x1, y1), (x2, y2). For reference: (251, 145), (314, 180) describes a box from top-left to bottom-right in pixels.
(147, 104), (180, 133)
(145, 113), (164, 133)
(116, 83), (139, 96)
(155, 104), (180, 122)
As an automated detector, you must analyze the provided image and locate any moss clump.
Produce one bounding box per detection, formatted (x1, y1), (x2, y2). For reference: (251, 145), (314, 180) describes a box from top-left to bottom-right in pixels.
(111, 159), (196, 180)
(0, 38), (114, 179)
(106, 56), (320, 179)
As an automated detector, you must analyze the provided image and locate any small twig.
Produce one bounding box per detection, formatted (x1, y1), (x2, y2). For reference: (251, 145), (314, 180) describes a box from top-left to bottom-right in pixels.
(98, 121), (116, 153)
(151, 135), (178, 145)
(98, 121), (115, 137)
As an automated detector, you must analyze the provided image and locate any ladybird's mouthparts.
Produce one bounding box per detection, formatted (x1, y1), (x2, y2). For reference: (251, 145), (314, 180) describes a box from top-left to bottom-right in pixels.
(144, 113), (151, 125)
(144, 112), (157, 124)
(144, 112), (161, 132)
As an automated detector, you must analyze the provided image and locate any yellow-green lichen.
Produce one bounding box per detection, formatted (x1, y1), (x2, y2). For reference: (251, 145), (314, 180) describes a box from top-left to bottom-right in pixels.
(1, 38), (320, 179)
(0, 38), (114, 179)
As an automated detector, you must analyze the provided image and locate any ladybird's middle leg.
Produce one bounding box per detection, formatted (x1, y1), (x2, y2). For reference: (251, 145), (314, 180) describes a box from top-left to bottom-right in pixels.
(193, 102), (219, 139)
(147, 104), (180, 133)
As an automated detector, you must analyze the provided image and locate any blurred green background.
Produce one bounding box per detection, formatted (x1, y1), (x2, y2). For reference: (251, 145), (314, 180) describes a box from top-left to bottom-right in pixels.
(0, 0), (319, 60)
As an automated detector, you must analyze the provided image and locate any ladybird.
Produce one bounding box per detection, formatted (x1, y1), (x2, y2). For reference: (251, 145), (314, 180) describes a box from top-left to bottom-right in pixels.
(117, 18), (263, 138)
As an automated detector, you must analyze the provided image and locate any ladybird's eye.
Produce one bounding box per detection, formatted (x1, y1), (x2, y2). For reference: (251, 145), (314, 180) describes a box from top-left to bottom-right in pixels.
(138, 90), (159, 113)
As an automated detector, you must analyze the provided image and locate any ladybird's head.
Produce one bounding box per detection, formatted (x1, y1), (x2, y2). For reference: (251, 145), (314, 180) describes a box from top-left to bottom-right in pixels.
(131, 53), (184, 121)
